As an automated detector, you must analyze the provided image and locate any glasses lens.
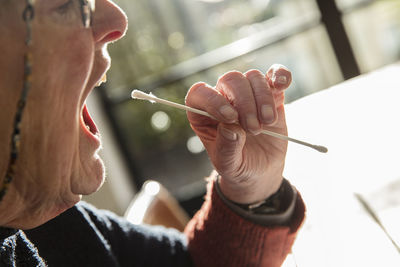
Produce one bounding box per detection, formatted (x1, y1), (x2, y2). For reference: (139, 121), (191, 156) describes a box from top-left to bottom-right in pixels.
(80, 0), (95, 28)
(88, 0), (95, 11)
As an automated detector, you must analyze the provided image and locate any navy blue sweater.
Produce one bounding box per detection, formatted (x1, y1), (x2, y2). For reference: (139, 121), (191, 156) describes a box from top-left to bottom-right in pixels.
(0, 202), (193, 267)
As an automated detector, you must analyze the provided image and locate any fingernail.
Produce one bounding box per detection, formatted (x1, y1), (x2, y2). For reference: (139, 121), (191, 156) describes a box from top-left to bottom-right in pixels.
(219, 105), (237, 121)
(220, 127), (238, 141)
(276, 75), (287, 85)
(261, 105), (275, 123)
(246, 115), (260, 133)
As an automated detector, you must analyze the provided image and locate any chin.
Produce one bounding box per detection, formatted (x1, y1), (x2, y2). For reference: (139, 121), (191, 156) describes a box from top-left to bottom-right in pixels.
(91, 155), (106, 193)
(71, 153), (106, 196)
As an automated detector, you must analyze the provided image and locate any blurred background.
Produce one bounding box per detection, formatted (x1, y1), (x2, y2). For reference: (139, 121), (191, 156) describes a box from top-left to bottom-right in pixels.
(84, 0), (400, 216)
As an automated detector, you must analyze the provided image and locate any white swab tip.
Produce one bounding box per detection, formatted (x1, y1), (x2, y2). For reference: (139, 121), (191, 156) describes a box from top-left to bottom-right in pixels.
(131, 89), (149, 99)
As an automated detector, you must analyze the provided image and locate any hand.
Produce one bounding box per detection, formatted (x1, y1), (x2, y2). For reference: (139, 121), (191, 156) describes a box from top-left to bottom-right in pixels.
(185, 64), (292, 204)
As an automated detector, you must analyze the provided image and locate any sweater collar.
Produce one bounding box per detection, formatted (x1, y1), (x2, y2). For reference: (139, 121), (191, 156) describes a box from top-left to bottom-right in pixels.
(0, 227), (18, 241)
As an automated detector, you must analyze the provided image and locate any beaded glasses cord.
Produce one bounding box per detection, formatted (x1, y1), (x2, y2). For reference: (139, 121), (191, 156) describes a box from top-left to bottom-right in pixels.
(0, 0), (35, 202)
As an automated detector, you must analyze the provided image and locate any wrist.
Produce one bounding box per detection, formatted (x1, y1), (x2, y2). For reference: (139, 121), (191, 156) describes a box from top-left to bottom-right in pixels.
(214, 176), (298, 225)
(217, 174), (283, 204)
(233, 179), (293, 215)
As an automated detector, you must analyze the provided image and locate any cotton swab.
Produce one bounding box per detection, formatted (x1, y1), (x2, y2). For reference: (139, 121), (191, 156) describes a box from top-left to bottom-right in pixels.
(131, 90), (328, 153)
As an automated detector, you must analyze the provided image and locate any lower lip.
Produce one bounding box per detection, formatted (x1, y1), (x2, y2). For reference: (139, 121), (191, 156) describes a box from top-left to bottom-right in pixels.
(81, 105), (101, 146)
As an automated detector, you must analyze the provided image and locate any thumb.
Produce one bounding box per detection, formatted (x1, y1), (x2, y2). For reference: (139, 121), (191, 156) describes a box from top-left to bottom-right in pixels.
(213, 123), (246, 175)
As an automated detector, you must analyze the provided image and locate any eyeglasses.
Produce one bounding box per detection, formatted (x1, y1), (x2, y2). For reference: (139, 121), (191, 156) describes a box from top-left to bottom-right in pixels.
(80, 0), (95, 28)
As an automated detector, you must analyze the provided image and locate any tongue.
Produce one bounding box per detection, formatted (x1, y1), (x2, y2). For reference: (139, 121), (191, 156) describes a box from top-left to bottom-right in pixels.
(82, 105), (98, 135)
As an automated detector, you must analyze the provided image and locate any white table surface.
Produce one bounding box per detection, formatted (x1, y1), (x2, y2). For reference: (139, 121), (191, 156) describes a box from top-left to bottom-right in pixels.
(282, 62), (400, 267)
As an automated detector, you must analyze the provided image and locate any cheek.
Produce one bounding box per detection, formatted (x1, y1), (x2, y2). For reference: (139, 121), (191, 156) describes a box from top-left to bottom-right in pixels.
(37, 33), (93, 102)
(15, 28), (95, 192)
(30, 27), (93, 125)
(0, 27), (27, 177)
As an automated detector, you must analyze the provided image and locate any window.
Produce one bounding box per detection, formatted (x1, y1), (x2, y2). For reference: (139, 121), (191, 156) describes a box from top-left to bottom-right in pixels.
(99, 0), (400, 211)
(339, 0), (400, 72)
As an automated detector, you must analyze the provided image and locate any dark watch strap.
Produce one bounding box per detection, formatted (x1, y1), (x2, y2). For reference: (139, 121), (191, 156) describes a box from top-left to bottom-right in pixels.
(214, 176), (297, 225)
(233, 179), (292, 214)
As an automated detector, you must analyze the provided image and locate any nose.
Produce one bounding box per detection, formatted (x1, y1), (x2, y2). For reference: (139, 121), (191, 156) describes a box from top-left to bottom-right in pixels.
(92, 0), (128, 46)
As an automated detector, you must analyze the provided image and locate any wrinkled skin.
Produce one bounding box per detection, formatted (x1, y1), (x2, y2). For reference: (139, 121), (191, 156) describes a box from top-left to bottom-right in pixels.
(0, 0), (127, 229)
(186, 65), (292, 204)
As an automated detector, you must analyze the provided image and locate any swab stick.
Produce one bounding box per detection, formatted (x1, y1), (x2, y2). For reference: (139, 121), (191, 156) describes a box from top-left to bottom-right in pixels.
(131, 90), (328, 153)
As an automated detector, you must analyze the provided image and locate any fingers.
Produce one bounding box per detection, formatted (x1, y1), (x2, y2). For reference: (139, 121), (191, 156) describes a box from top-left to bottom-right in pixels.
(216, 71), (262, 134)
(185, 82), (238, 124)
(245, 69), (277, 126)
(267, 64), (292, 107)
(214, 123), (246, 175)
(186, 65), (291, 135)
(266, 64), (292, 91)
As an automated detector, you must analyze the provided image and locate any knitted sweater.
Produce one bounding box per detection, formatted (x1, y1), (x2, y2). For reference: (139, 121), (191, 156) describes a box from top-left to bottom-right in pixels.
(0, 181), (305, 267)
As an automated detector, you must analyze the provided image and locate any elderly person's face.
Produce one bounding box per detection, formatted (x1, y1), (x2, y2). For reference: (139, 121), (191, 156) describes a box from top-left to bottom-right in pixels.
(0, 0), (127, 228)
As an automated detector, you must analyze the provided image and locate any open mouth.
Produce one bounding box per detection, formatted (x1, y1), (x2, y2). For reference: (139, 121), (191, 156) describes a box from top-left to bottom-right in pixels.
(82, 104), (98, 136)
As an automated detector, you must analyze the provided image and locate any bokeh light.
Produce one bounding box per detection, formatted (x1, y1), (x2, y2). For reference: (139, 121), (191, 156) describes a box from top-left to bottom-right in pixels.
(186, 136), (205, 154)
(151, 111), (171, 132)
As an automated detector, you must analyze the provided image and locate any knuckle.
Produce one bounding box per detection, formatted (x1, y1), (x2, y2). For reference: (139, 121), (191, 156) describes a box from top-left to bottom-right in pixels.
(271, 63), (289, 72)
(218, 71), (245, 86)
(267, 64), (292, 79)
(266, 64), (293, 90)
(185, 82), (208, 104)
(245, 69), (264, 79)
(189, 82), (207, 93)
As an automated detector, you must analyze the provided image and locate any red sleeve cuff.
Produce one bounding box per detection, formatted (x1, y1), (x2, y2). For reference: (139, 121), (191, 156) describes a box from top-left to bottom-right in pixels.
(184, 178), (305, 267)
